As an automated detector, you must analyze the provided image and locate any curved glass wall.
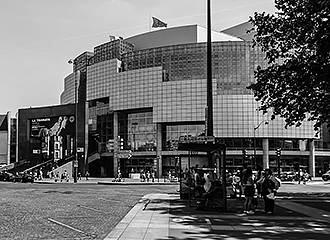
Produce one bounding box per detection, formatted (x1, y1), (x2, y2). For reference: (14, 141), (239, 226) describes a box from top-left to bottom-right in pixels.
(121, 42), (266, 95)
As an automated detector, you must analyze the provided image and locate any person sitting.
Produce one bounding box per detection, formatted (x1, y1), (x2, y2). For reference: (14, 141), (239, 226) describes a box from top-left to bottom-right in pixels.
(197, 172), (215, 210)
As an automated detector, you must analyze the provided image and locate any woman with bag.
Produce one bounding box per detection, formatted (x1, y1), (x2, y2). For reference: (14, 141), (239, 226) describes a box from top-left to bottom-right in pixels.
(261, 169), (276, 214)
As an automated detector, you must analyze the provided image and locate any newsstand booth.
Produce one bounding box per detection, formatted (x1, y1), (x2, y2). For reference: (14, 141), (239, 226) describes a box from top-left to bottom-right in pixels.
(177, 136), (227, 211)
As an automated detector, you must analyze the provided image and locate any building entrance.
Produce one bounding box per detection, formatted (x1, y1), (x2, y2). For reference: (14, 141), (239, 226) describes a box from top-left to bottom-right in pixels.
(120, 157), (155, 177)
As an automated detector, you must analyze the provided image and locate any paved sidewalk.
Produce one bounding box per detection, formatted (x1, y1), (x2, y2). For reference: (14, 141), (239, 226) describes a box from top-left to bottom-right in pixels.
(105, 193), (330, 240)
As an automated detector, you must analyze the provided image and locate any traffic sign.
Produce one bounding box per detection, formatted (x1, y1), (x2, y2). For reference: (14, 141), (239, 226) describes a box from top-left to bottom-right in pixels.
(77, 147), (84, 153)
(73, 160), (78, 167)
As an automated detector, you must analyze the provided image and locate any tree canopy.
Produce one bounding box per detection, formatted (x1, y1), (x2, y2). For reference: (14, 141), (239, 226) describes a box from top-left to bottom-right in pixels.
(248, 0), (330, 131)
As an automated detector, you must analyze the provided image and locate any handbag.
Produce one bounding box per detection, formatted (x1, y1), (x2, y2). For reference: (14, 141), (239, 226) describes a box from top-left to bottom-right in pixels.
(266, 192), (275, 200)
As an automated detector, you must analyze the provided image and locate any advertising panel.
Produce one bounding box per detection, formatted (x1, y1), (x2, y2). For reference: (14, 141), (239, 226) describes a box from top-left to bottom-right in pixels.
(30, 116), (75, 161)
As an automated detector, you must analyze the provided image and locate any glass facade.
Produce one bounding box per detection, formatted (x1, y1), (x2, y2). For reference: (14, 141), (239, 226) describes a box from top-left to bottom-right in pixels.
(119, 111), (157, 151)
(60, 25), (330, 177)
(162, 123), (205, 150)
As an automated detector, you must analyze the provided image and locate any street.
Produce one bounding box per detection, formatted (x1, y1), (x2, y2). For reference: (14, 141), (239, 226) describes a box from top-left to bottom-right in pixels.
(1, 181), (330, 240)
(0, 182), (176, 240)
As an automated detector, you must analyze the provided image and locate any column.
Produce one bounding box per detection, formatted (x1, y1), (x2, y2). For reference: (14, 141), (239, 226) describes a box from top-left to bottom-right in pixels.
(113, 112), (119, 177)
(262, 138), (269, 169)
(309, 140), (315, 177)
(156, 123), (163, 177)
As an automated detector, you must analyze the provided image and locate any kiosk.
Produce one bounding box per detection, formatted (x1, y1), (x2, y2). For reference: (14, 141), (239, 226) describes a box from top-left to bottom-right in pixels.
(177, 136), (227, 211)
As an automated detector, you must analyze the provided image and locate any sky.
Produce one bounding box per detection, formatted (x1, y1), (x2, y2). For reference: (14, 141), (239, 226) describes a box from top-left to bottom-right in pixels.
(0, 0), (276, 116)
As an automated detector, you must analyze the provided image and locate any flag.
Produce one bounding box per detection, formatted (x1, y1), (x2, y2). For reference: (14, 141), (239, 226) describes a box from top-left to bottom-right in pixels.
(152, 17), (167, 28)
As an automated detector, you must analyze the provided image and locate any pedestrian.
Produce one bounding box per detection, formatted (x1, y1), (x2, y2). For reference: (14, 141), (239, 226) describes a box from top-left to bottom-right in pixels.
(151, 171), (155, 182)
(118, 169), (122, 182)
(85, 170), (90, 181)
(256, 170), (266, 209)
(242, 168), (255, 214)
(55, 171), (60, 182)
(78, 172), (82, 180)
(303, 170), (310, 184)
(261, 169), (277, 214)
(298, 169), (303, 184)
(146, 171), (151, 182)
(39, 168), (43, 180)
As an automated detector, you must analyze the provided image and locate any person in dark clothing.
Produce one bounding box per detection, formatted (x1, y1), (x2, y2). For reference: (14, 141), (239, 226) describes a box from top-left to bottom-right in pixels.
(261, 169), (276, 214)
(243, 167), (255, 214)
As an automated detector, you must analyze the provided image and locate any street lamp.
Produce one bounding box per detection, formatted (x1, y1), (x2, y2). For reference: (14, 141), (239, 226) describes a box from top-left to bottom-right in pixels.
(253, 120), (268, 169)
(68, 59), (78, 183)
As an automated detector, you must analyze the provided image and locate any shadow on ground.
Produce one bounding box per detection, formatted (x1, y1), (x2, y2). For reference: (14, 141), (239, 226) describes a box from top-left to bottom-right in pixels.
(148, 195), (330, 240)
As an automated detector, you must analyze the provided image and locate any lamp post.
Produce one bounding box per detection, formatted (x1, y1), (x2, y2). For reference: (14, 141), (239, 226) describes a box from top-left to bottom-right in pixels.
(253, 120), (268, 170)
(206, 0), (213, 137)
(68, 59), (78, 183)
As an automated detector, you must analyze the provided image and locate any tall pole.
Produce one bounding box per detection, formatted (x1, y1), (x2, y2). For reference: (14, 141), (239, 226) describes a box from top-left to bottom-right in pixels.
(253, 120), (268, 170)
(206, 0), (213, 137)
(74, 70), (79, 183)
(253, 129), (256, 169)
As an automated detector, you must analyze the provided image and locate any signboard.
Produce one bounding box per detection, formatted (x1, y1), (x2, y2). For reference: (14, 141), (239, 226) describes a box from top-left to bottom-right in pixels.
(73, 160), (78, 168)
(77, 147), (84, 153)
(32, 149), (41, 154)
(30, 115), (75, 161)
(30, 116), (75, 138)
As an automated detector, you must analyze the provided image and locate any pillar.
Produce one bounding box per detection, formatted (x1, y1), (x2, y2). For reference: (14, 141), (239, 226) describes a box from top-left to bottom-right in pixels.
(262, 138), (269, 169)
(156, 123), (163, 177)
(113, 112), (119, 177)
(309, 140), (315, 177)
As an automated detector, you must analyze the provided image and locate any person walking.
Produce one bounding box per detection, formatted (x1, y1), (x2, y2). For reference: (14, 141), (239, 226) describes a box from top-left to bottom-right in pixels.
(146, 171), (151, 182)
(39, 168), (43, 181)
(85, 170), (90, 181)
(243, 168), (255, 214)
(298, 169), (303, 184)
(151, 171), (155, 182)
(261, 169), (277, 214)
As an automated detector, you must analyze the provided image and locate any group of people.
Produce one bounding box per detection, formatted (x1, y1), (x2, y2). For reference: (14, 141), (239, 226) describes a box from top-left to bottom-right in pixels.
(229, 166), (281, 215)
(140, 170), (156, 182)
(297, 169), (312, 184)
(179, 167), (221, 209)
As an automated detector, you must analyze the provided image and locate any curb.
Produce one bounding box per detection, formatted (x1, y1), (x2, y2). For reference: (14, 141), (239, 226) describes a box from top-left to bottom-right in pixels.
(103, 196), (149, 240)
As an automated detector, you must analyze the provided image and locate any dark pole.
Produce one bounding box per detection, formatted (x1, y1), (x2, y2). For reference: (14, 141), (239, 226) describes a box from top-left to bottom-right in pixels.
(206, 0), (213, 137)
(253, 128), (256, 170)
(74, 70), (79, 183)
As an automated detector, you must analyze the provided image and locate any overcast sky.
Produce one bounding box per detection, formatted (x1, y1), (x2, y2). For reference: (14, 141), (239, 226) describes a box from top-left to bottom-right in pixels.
(0, 0), (275, 116)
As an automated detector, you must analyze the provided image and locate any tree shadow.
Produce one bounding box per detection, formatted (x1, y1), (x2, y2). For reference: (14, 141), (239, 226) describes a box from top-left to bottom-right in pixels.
(145, 196), (330, 240)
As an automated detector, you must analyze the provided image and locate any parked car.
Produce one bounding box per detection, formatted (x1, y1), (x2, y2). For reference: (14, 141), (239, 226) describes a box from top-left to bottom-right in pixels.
(13, 172), (34, 183)
(322, 170), (330, 181)
(279, 171), (296, 181)
(0, 171), (15, 182)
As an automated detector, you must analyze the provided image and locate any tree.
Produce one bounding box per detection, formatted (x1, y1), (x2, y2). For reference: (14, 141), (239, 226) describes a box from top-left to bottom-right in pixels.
(248, 0), (330, 131)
